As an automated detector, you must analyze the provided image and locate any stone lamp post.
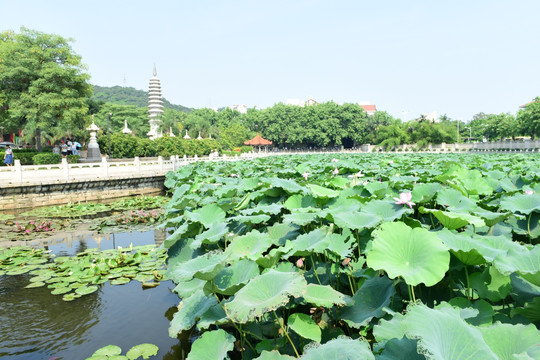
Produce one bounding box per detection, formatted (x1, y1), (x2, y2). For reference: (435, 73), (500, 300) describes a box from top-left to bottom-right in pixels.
(86, 116), (101, 161)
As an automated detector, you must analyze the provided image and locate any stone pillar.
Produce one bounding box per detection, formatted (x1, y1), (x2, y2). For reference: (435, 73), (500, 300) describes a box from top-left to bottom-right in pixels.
(101, 156), (108, 178)
(134, 156), (141, 173)
(14, 159), (23, 184)
(86, 118), (101, 161)
(62, 158), (69, 180)
(158, 156), (164, 171)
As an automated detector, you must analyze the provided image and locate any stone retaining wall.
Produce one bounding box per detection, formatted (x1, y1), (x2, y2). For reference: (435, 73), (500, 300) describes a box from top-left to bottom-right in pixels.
(0, 175), (165, 211)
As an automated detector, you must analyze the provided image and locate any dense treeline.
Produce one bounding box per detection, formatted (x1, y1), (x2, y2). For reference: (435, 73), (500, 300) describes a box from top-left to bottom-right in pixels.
(1, 28), (539, 153)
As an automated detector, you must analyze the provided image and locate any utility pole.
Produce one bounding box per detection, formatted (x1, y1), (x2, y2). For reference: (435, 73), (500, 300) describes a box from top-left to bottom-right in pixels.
(107, 113), (112, 159)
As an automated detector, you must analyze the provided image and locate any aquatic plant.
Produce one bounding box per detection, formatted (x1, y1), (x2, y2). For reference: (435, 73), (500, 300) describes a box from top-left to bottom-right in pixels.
(161, 153), (540, 359)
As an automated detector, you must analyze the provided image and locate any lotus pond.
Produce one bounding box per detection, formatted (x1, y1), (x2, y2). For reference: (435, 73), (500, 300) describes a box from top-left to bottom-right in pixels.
(0, 197), (189, 360)
(162, 153), (540, 359)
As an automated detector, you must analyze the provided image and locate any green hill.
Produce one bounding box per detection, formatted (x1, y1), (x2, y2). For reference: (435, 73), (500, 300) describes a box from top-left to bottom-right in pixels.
(91, 85), (191, 113)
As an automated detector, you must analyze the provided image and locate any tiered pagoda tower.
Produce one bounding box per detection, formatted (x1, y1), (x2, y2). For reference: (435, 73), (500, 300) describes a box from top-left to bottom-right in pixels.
(147, 65), (163, 139)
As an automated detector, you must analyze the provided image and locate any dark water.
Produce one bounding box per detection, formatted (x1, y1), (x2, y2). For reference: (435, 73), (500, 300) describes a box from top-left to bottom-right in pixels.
(0, 230), (188, 360)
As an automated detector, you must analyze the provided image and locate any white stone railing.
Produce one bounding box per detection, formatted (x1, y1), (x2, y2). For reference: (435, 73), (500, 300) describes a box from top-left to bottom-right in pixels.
(0, 154), (247, 186)
(2, 140), (539, 186)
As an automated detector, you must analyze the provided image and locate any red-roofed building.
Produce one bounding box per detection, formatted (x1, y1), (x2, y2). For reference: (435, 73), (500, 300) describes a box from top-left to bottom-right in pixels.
(358, 102), (377, 116)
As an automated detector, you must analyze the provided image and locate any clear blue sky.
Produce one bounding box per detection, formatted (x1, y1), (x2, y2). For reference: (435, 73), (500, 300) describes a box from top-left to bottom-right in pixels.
(1, 0), (539, 121)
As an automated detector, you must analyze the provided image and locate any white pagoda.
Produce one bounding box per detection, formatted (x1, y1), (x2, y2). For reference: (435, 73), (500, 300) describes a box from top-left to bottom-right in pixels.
(147, 65), (164, 139)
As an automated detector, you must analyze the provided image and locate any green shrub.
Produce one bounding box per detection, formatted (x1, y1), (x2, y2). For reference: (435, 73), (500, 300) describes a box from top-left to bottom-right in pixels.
(66, 154), (80, 163)
(240, 146), (253, 153)
(32, 153), (62, 165)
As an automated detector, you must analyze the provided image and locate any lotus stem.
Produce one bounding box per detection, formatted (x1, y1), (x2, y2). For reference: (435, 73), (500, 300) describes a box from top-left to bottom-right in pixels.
(527, 213), (532, 243)
(409, 285), (416, 302)
(213, 292), (255, 352)
(273, 311), (300, 357)
(464, 266), (471, 300)
(310, 256), (322, 285)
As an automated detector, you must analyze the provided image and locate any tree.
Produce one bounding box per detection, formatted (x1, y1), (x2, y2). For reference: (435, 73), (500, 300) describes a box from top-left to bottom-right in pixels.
(0, 28), (92, 150)
(517, 97), (540, 140)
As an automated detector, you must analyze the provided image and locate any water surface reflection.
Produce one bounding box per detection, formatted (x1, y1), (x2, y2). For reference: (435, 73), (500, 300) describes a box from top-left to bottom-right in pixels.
(0, 229), (186, 360)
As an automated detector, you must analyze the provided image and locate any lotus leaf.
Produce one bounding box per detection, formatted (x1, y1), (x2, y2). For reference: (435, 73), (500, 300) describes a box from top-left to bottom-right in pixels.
(367, 222), (450, 286)
(361, 199), (413, 222)
(480, 322), (540, 360)
(436, 188), (477, 212)
(330, 210), (380, 231)
(197, 302), (228, 330)
(123, 344), (158, 360)
(308, 184), (339, 198)
(500, 193), (540, 215)
(420, 207), (485, 230)
(302, 284), (351, 307)
(511, 297), (540, 322)
(25, 281), (46, 288)
(493, 246), (540, 276)
(255, 350), (295, 359)
(402, 303), (498, 359)
(92, 345), (122, 357)
(225, 270), (307, 323)
(172, 278), (206, 299)
(185, 203), (226, 227)
(301, 336), (375, 360)
(167, 250), (227, 282)
(436, 229), (486, 265)
(376, 337), (424, 360)
(225, 230), (273, 261)
(169, 289), (218, 336)
(283, 194), (317, 211)
(186, 329), (235, 360)
(339, 275), (395, 328)
(213, 259), (260, 295)
(288, 313), (321, 342)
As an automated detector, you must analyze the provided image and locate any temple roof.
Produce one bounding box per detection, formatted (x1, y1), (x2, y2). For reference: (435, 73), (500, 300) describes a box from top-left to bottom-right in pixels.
(244, 133), (272, 146)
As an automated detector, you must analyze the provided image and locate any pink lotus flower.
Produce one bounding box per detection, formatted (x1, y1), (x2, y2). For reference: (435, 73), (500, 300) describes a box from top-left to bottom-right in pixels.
(389, 160), (394, 164)
(332, 168), (339, 175)
(25, 229), (31, 234)
(524, 190), (533, 195)
(394, 192), (415, 209)
(302, 172), (309, 180)
(332, 158), (339, 163)
(296, 258), (304, 268)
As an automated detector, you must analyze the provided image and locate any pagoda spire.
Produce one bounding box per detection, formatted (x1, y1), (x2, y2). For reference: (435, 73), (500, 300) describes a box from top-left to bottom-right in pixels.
(147, 65), (163, 139)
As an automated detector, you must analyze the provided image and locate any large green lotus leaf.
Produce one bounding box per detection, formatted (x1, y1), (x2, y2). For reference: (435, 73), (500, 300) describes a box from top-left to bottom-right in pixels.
(288, 313), (321, 342)
(472, 208), (510, 227)
(376, 337), (424, 360)
(75, 285), (99, 296)
(447, 298), (494, 327)
(191, 222), (229, 249)
(25, 281), (46, 288)
(186, 329), (235, 360)
(402, 303), (498, 360)
(361, 199), (413, 222)
(229, 214), (271, 225)
(185, 203), (226, 227)
(301, 337), (375, 360)
(330, 176), (351, 189)
(163, 221), (190, 249)
(499, 193), (540, 215)
(330, 210), (380, 231)
(367, 222), (450, 286)
(225, 230), (273, 261)
(267, 222), (300, 246)
(308, 184), (340, 198)
(269, 177), (306, 194)
(373, 312), (406, 346)
(459, 169), (493, 196)
(280, 228), (330, 258)
(339, 276), (395, 328)
(282, 212), (320, 226)
(493, 246), (540, 276)
(411, 182), (441, 204)
(167, 250), (227, 282)
(506, 211), (540, 239)
(470, 266), (512, 302)
(511, 297), (540, 322)
(480, 322), (540, 360)
(172, 278), (206, 299)
(326, 233), (354, 258)
(283, 194), (317, 211)
(255, 350), (295, 359)
(436, 188), (477, 212)
(241, 203), (283, 216)
(169, 289), (218, 337)
(436, 229), (486, 265)
(225, 270), (307, 323)
(420, 207), (485, 230)
(302, 284), (351, 307)
(471, 234), (522, 262)
(126, 343), (158, 360)
(364, 181), (389, 198)
(510, 273), (540, 306)
(92, 345), (122, 357)
(197, 302), (228, 330)
(213, 259), (260, 295)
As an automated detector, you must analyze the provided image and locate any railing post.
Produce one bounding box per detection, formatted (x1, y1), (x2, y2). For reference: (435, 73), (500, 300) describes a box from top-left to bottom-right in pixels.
(183, 154), (187, 164)
(62, 157), (69, 180)
(134, 156), (141, 173)
(14, 159), (23, 184)
(171, 155), (177, 171)
(222, 154), (227, 161)
(101, 156), (108, 178)
(194, 154), (198, 162)
(158, 156), (164, 171)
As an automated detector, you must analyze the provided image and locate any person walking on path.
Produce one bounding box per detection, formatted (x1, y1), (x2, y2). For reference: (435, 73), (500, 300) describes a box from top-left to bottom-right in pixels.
(3, 145), (13, 166)
(52, 144), (60, 155)
(60, 141), (68, 157)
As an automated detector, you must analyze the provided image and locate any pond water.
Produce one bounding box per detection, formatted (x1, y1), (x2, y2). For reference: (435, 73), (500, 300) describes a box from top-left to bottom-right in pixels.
(0, 229), (190, 360)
